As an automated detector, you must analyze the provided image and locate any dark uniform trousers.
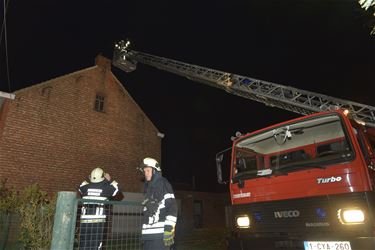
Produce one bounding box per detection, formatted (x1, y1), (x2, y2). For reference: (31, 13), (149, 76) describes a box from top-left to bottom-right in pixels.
(79, 221), (105, 250)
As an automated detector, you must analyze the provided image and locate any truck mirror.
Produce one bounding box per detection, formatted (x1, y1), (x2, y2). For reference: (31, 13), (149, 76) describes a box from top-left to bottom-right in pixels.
(216, 153), (225, 184)
(216, 147), (232, 184)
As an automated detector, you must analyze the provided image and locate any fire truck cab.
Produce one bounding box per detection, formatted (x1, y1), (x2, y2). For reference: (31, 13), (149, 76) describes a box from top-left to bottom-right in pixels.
(218, 110), (375, 250)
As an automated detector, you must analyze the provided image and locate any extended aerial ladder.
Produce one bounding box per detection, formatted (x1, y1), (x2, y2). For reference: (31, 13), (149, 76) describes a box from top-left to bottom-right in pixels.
(113, 40), (375, 127)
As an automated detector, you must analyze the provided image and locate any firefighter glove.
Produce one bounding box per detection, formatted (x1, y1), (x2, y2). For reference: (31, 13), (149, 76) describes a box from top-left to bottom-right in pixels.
(163, 229), (174, 247)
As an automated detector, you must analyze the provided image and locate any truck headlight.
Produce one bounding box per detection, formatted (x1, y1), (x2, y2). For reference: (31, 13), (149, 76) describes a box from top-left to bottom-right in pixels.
(236, 215), (250, 228)
(337, 208), (365, 224)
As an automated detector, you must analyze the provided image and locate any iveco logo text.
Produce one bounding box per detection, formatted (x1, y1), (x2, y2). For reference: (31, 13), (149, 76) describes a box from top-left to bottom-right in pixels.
(317, 176), (342, 184)
(274, 210), (300, 218)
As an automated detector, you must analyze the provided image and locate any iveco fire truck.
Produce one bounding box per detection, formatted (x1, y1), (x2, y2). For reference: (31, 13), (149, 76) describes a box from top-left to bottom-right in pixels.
(218, 109), (375, 250)
(113, 40), (375, 250)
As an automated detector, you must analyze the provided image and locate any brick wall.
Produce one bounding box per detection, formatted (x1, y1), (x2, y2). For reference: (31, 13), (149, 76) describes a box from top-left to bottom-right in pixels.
(0, 56), (161, 193)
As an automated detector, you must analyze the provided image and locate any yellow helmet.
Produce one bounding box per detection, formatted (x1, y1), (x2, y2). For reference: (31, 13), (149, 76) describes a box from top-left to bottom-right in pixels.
(90, 167), (105, 183)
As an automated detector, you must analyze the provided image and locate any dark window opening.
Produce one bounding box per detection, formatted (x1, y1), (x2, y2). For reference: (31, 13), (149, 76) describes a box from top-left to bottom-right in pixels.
(94, 94), (105, 112)
(193, 200), (203, 228)
(354, 129), (370, 160)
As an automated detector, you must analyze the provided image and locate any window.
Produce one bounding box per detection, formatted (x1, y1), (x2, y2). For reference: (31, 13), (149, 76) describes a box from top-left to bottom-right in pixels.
(193, 200), (203, 228)
(354, 128), (369, 160)
(236, 153), (258, 173)
(233, 114), (354, 180)
(233, 150), (265, 182)
(316, 140), (349, 158)
(94, 94), (105, 112)
(270, 150), (309, 168)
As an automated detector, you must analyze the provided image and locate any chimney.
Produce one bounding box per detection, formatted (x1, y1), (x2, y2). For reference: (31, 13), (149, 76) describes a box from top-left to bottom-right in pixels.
(95, 54), (111, 71)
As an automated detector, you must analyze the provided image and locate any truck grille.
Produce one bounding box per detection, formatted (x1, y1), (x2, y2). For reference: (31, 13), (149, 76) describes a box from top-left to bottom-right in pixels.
(229, 192), (374, 235)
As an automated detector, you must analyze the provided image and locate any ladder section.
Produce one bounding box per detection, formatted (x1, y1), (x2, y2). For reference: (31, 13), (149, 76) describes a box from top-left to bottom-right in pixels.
(113, 44), (375, 127)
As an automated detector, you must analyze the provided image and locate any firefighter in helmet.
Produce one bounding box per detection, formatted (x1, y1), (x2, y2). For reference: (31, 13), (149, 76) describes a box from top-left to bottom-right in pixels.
(78, 167), (120, 249)
(140, 157), (178, 250)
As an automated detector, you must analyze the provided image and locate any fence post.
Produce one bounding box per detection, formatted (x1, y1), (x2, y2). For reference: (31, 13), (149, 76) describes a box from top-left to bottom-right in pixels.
(51, 191), (77, 250)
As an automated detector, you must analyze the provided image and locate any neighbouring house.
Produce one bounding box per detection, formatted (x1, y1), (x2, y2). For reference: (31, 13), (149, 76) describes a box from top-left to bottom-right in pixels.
(172, 182), (230, 234)
(0, 55), (161, 193)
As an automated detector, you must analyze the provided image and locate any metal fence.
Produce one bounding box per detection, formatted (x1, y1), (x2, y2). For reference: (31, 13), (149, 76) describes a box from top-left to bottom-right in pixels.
(73, 199), (143, 250)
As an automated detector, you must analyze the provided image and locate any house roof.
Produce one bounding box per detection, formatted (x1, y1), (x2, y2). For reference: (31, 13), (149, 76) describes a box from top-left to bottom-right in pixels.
(13, 66), (98, 95)
(9, 56), (160, 134)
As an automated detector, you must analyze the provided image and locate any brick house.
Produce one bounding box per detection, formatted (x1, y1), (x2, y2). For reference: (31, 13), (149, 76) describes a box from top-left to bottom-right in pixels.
(174, 189), (229, 234)
(0, 55), (161, 193)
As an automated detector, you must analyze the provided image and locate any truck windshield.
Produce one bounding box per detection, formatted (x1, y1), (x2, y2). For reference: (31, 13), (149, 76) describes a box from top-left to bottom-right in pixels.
(233, 114), (353, 182)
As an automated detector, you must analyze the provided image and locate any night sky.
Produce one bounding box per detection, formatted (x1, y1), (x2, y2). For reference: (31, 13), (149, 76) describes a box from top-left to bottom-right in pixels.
(0, 0), (374, 192)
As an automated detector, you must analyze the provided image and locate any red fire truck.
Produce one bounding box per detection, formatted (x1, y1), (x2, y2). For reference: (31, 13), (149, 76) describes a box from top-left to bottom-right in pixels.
(113, 40), (375, 249)
(217, 109), (375, 249)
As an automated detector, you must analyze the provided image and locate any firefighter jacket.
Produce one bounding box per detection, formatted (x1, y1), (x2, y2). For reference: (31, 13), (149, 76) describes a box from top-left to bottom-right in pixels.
(142, 172), (178, 240)
(78, 179), (119, 223)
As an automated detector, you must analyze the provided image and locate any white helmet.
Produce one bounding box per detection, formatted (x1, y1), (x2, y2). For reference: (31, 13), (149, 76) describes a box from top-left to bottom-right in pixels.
(90, 167), (105, 183)
(140, 157), (161, 172)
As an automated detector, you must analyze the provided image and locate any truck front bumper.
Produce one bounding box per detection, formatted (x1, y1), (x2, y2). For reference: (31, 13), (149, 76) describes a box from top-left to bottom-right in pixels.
(228, 235), (375, 250)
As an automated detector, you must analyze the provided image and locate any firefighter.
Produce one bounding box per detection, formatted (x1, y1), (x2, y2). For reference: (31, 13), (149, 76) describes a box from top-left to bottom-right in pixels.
(139, 157), (178, 250)
(78, 167), (120, 250)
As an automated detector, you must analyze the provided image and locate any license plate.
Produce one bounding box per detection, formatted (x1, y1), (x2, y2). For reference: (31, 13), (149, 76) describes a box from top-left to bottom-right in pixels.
(304, 241), (351, 250)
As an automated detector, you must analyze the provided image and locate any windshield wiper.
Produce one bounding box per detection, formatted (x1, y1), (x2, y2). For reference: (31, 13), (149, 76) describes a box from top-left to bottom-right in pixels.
(296, 164), (327, 170)
(233, 171), (258, 183)
(235, 171), (258, 178)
